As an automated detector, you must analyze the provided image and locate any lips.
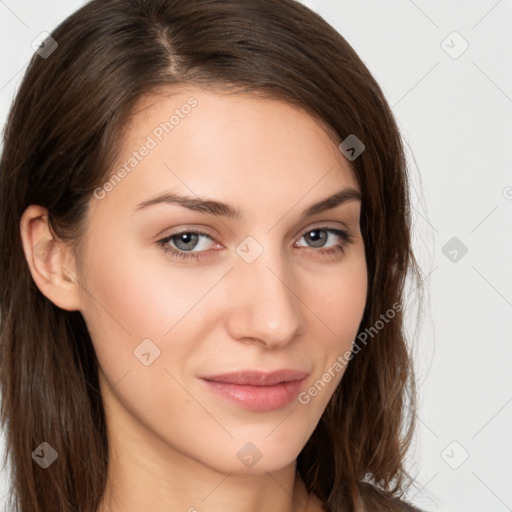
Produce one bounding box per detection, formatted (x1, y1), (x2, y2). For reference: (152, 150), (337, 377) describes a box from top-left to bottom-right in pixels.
(200, 369), (309, 412)
(202, 369), (309, 386)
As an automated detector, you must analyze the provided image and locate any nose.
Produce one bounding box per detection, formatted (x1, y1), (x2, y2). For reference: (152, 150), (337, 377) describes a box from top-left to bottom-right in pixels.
(224, 245), (305, 349)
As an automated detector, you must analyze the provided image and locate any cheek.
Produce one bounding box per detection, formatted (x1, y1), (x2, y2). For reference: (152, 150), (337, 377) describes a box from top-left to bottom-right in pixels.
(305, 253), (367, 392)
(80, 231), (202, 331)
(316, 256), (367, 343)
(295, 265), (367, 418)
(74, 239), (165, 368)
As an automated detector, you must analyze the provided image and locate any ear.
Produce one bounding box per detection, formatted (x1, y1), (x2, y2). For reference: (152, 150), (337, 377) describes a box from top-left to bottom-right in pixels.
(19, 204), (82, 311)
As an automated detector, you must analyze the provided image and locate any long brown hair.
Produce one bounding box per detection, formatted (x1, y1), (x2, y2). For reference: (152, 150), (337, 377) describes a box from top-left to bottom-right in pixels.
(0, 1), (424, 511)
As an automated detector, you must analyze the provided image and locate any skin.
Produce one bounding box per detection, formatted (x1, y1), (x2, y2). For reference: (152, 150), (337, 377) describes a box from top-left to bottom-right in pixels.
(20, 86), (368, 512)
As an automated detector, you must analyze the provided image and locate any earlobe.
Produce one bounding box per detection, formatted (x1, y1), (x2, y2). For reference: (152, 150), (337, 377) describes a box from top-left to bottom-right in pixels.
(19, 204), (82, 311)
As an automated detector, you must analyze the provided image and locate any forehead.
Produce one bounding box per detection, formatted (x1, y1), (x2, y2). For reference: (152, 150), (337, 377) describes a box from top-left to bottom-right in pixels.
(91, 86), (359, 221)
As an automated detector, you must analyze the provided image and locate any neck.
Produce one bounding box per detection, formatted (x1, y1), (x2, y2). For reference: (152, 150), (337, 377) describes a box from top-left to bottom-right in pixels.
(97, 450), (313, 512)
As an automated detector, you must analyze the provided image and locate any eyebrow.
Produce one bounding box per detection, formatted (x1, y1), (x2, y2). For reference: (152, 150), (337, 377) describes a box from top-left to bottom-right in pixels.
(134, 187), (361, 221)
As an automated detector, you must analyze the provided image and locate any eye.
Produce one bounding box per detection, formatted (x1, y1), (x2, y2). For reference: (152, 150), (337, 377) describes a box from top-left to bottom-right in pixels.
(156, 226), (354, 262)
(157, 230), (216, 261)
(295, 227), (354, 258)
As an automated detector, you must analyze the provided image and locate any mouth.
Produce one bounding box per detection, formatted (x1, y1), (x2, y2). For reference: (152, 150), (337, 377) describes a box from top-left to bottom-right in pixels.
(200, 369), (309, 412)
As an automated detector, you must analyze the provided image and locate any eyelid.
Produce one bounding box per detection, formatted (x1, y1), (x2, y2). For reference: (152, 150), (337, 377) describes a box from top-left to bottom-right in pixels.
(156, 224), (218, 239)
(299, 220), (350, 233)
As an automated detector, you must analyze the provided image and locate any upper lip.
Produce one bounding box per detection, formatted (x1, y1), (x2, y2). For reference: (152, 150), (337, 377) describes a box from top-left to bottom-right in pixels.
(202, 369), (309, 386)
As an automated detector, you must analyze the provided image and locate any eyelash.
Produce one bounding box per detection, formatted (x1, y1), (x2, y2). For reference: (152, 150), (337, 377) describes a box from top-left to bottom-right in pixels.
(156, 226), (354, 262)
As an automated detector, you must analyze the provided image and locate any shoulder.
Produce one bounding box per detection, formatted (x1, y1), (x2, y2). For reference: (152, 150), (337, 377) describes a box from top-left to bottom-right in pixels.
(392, 500), (425, 512)
(375, 496), (425, 512)
(357, 483), (426, 512)
(360, 499), (425, 512)
(308, 482), (425, 512)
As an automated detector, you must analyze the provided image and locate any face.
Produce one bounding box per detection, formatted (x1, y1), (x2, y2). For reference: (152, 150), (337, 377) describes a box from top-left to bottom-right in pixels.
(75, 87), (367, 475)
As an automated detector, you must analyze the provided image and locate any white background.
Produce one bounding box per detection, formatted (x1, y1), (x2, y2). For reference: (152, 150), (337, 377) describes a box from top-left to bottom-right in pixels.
(1, 1), (511, 511)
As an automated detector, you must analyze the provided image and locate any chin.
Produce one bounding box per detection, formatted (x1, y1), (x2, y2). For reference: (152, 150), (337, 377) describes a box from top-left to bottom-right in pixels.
(193, 436), (304, 475)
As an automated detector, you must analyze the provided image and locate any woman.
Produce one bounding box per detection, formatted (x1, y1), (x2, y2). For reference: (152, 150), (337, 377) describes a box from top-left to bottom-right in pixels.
(0, 1), (425, 511)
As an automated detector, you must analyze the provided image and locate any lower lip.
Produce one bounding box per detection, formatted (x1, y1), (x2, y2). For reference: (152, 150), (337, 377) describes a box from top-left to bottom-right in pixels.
(201, 378), (306, 412)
